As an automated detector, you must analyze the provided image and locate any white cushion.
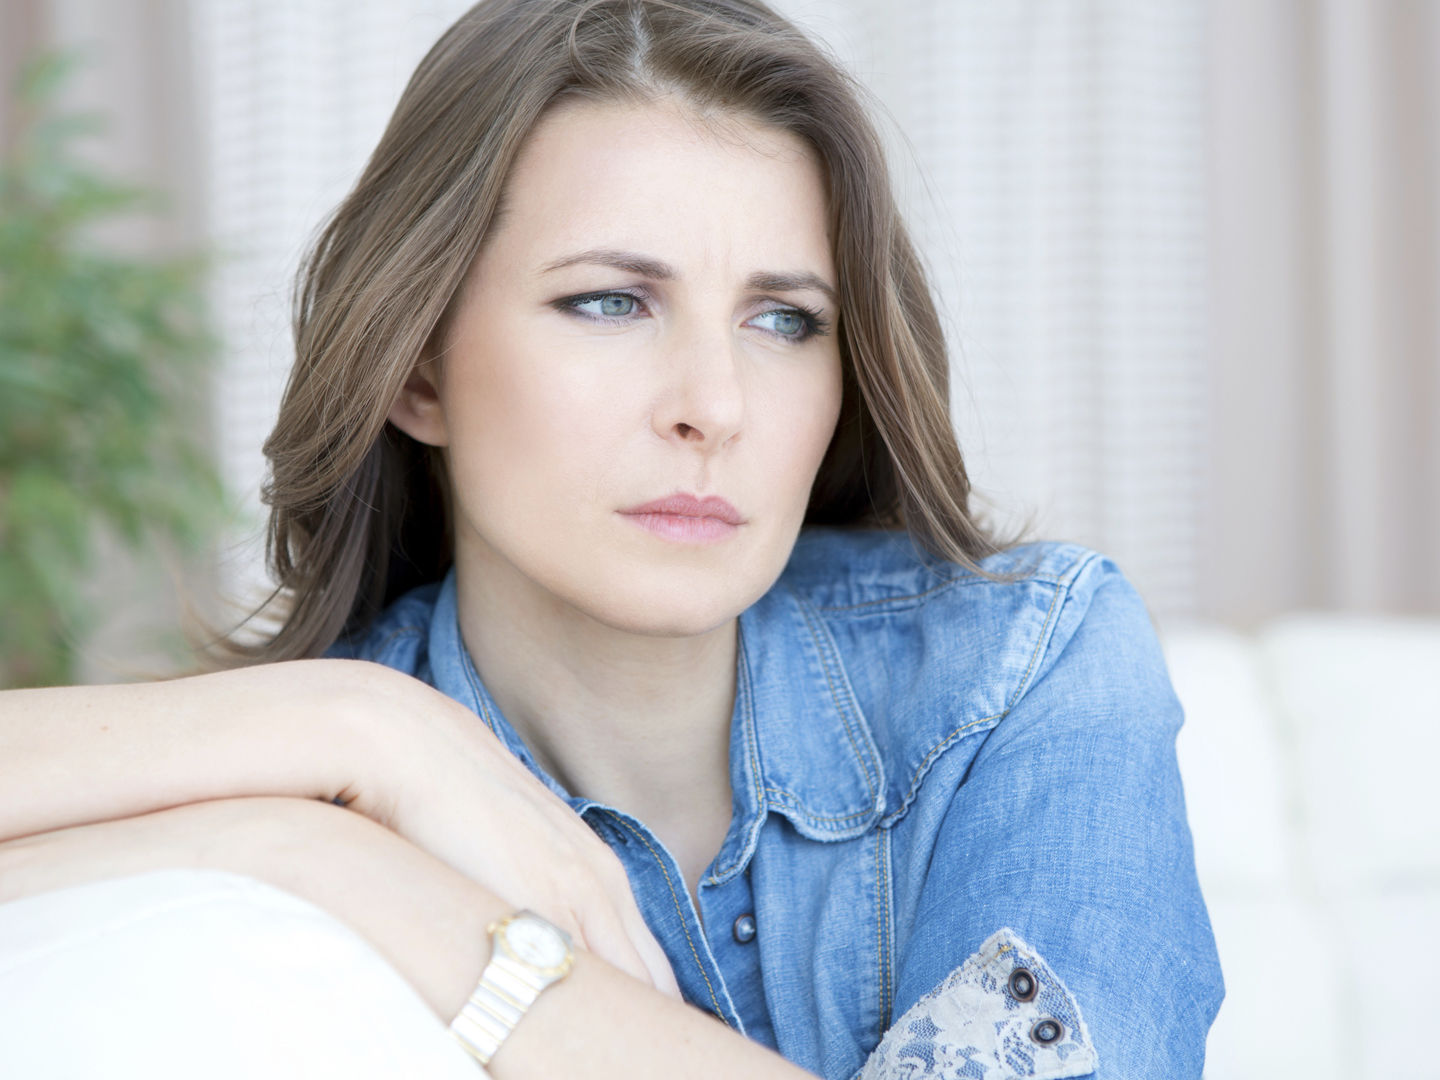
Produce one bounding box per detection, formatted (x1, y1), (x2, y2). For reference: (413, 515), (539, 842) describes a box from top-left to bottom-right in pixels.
(0, 870), (482, 1080)
(1165, 616), (1440, 1080)
(1263, 616), (1440, 888)
(1200, 894), (1344, 1080)
(1167, 625), (1290, 891)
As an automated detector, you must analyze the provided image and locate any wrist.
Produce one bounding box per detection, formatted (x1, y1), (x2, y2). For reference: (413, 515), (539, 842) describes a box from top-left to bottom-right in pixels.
(450, 909), (576, 1065)
(281, 660), (438, 820)
(203, 795), (510, 1019)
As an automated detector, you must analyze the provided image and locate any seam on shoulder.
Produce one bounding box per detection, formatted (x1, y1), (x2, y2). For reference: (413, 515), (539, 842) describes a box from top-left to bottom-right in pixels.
(1003, 575), (1068, 712)
(878, 554), (1096, 828)
(814, 575), (980, 613)
(880, 711), (1006, 828)
(811, 549), (1092, 615)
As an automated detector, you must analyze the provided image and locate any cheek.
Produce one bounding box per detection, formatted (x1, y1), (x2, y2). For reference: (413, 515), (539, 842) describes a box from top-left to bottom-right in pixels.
(440, 335), (631, 529)
(752, 356), (844, 511)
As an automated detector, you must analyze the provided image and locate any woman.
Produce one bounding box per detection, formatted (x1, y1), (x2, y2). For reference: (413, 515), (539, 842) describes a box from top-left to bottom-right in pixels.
(0, 1), (1222, 1077)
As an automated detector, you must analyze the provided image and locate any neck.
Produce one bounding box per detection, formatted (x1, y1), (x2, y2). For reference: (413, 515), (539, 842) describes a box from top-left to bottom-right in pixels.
(452, 538), (736, 901)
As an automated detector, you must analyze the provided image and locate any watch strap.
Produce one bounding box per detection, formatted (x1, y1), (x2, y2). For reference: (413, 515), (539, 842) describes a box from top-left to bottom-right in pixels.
(449, 915), (571, 1066)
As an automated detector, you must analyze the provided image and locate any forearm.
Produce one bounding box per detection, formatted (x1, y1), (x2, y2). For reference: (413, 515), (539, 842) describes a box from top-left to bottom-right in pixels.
(267, 811), (810, 1079)
(0, 799), (808, 1080)
(0, 661), (412, 841)
(248, 809), (810, 1079)
(0, 796), (495, 1015)
(498, 951), (810, 1080)
(0, 664), (681, 996)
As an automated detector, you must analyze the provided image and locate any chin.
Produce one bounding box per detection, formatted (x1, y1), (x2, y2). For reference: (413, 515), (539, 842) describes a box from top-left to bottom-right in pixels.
(570, 566), (770, 639)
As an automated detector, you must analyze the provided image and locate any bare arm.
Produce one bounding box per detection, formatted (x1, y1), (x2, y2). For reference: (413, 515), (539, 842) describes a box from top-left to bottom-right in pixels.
(0, 797), (811, 1080)
(0, 663), (379, 840)
(0, 662), (677, 994)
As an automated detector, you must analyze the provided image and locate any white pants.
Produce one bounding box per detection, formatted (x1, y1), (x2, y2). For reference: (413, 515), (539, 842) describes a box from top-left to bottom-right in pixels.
(0, 870), (484, 1079)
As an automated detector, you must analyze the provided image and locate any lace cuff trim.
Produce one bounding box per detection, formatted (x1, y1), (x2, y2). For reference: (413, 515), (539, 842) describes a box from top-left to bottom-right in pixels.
(857, 927), (1097, 1080)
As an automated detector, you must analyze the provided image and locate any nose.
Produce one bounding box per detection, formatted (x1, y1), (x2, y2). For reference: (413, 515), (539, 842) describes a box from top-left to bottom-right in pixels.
(650, 320), (745, 452)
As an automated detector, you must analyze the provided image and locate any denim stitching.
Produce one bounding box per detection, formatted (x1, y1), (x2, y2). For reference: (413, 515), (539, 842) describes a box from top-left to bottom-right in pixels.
(875, 826), (883, 1037)
(881, 712), (1004, 829)
(709, 647), (766, 882)
(812, 570), (1069, 614)
(885, 828), (896, 1030)
(815, 576), (973, 612)
(607, 813), (726, 1021)
(1002, 563), (1072, 711)
(793, 593), (880, 800)
(800, 602), (877, 798)
(762, 788), (874, 825)
(876, 825), (894, 1035)
(458, 647), (499, 735)
(741, 640), (764, 818)
(881, 563), (1079, 827)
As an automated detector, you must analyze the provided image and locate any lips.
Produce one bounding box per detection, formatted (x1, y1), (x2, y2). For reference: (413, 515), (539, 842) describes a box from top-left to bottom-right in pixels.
(616, 493), (745, 544)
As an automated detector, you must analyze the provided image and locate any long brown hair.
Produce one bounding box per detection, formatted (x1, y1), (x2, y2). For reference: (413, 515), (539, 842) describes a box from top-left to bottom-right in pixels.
(231, 0), (997, 662)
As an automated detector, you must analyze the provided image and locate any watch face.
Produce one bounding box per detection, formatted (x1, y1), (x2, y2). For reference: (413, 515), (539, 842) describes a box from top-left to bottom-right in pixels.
(506, 916), (570, 969)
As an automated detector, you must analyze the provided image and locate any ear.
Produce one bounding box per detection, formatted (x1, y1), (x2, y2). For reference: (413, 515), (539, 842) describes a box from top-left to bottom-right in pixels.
(387, 360), (449, 447)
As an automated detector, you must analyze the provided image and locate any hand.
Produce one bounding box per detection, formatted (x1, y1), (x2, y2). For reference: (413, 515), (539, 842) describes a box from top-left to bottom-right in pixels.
(0, 659), (678, 998)
(335, 664), (681, 999)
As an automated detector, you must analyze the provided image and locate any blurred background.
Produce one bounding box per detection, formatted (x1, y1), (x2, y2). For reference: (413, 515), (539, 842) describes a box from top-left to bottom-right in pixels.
(1, 1), (1437, 1078)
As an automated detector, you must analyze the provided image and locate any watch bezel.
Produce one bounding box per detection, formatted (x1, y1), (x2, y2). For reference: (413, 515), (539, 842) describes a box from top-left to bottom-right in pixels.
(489, 911), (575, 979)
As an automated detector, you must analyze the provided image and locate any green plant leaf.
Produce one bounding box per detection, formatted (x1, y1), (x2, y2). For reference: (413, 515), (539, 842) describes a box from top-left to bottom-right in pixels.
(0, 52), (225, 687)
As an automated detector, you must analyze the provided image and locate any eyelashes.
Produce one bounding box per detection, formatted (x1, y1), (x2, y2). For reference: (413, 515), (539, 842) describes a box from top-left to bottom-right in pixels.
(556, 289), (831, 342)
(566, 291), (643, 320)
(750, 304), (830, 340)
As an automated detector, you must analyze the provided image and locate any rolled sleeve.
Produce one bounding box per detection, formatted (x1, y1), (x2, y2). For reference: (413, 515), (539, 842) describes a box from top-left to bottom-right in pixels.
(885, 568), (1223, 1079)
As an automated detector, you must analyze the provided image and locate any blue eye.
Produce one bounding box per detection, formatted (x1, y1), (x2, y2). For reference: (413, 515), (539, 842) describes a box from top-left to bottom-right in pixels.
(751, 308), (810, 338)
(572, 293), (638, 318)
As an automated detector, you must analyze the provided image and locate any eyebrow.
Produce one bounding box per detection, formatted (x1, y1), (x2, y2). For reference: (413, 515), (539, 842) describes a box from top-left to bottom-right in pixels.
(542, 249), (676, 279)
(744, 270), (837, 304)
(541, 248), (837, 304)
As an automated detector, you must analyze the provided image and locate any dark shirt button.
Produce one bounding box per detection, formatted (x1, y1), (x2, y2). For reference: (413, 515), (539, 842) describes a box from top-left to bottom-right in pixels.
(1007, 967), (1038, 1002)
(732, 914), (757, 944)
(1031, 1019), (1064, 1045)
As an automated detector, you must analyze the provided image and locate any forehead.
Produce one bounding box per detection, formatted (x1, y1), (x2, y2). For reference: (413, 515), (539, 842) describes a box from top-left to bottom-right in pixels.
(487, 96), (832, 273)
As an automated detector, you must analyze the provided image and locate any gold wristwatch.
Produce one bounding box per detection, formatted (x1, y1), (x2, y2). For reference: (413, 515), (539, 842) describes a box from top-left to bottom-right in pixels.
(449, 911), (575, 1066)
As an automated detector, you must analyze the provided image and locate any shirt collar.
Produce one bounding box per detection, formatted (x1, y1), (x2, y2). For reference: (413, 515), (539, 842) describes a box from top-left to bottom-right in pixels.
(733, 582), (886, 840)
(424, 568), (886, 869)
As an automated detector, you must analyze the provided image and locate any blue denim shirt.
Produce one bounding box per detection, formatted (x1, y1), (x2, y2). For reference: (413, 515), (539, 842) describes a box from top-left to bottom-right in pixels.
(332, 529), (1223, 1079)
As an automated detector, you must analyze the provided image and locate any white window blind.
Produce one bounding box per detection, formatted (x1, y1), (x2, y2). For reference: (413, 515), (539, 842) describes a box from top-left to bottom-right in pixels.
(782, 0), (1208, 618)
(191, 0), (475, 600)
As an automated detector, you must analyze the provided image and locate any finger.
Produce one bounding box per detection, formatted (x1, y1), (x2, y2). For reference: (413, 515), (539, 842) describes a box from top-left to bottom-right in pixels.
(618, 902), (681, 999)
(567, 822), (680, 998)
(574, 901), (665, 990)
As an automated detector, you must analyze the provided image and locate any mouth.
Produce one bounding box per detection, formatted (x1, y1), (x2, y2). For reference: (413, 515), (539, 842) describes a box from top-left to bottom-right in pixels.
(616, 493), (745, 544)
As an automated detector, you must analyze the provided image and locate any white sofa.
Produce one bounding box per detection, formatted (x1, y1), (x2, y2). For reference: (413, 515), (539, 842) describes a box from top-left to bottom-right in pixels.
(1164, 616), (1440, 1080)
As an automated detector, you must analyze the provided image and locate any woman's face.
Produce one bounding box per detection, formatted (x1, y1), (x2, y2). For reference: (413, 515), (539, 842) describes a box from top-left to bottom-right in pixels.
(391, 98), (843, 637)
